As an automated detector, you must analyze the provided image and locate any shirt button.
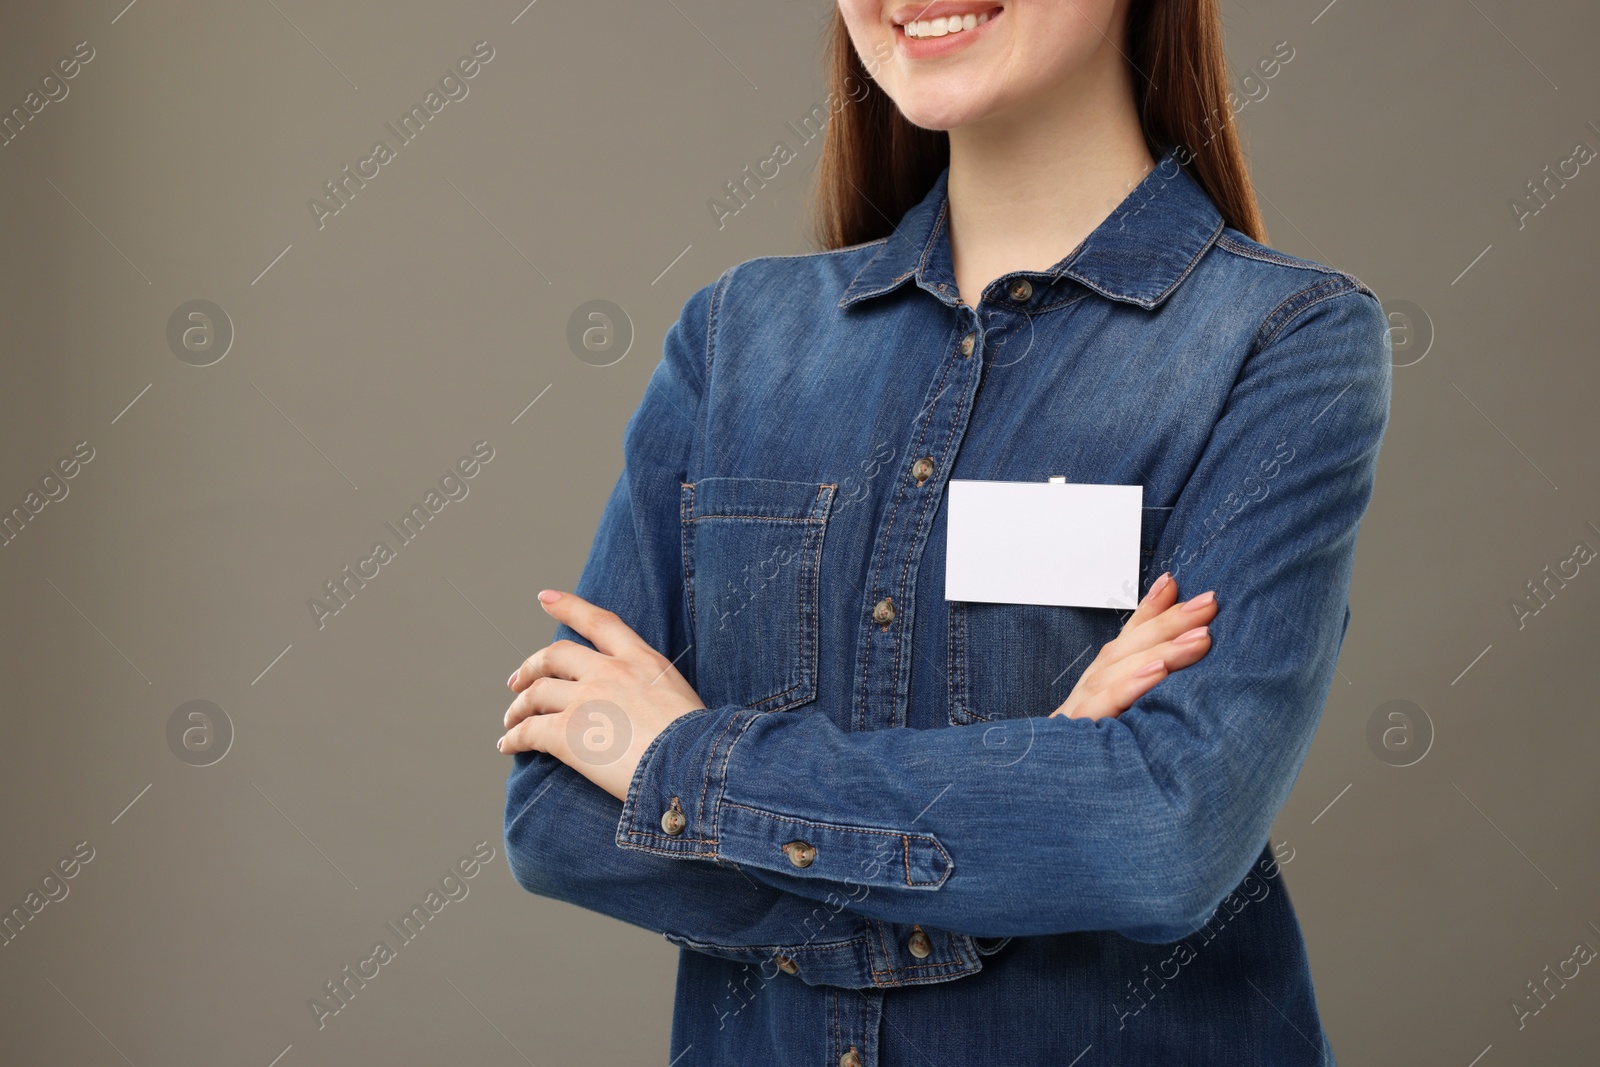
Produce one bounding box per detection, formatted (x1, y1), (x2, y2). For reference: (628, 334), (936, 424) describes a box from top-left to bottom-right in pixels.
(1008, 278), (1033, 302)
(783, 840), (816, 868)
(959, 331), (975, 356)
(775, 954), (799, 975)
(908, 927), (932, 958)
(872, 597), (895, 625)
(840, 1049), (864, 1067)
(911, 457), (935, 485)
(660, 806), (686, 836)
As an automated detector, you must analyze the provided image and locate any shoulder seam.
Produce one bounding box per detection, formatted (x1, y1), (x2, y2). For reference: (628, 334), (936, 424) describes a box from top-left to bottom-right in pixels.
(1255, 278), (1377, 354)
(738, 237), (890, 266)
(1214, 233), (1376, 298)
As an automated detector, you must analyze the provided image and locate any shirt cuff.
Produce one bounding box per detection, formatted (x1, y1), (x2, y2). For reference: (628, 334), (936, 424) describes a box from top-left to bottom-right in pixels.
(616, 704), (953, 891)
(614, 704), (751, 858)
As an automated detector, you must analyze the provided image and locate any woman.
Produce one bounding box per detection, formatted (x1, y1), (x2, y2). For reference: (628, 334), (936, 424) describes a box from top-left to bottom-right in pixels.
(499, 0), (1389, 1062)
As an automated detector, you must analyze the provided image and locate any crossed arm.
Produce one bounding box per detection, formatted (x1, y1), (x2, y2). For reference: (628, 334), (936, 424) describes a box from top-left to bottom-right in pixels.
(500, 274), (1391, 947)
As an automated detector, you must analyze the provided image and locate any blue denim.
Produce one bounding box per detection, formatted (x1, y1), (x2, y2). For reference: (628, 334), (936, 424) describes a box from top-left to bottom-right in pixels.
(504, 147), (1389, 1065)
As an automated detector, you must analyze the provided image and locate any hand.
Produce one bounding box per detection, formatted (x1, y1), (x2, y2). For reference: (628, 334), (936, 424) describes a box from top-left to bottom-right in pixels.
(497, 590), (706, 801)
(1049, 572), (1218, 721)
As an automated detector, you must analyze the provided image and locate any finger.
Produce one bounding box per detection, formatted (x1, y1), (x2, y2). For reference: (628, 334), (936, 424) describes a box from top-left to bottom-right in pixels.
(1085, 574), (1180, 669)
(1107, 589), (1218, 662)
(504, 676), (581, 729)
(1081, 623), (1212, 706)
(537, 590), (652, 659)
(1078, 574), (1180, 681)
(1156, 624), (1214, 672)
(1122, 571), (1177, 630)
(510, 639), (606, 692)
(1070, 659), (1168, 720)
(499, 706), (568, 756)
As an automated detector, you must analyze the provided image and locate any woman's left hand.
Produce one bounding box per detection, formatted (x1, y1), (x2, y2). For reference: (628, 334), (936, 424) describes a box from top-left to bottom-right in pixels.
(498, 590), (707, 801)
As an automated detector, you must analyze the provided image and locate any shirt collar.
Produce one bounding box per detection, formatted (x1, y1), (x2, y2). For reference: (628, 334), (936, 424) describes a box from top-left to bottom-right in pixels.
(837, 147), (1224, 312)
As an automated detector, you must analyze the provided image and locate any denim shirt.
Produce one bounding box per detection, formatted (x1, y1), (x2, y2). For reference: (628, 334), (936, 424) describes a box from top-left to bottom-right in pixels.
(504, 148), (1391, 1065)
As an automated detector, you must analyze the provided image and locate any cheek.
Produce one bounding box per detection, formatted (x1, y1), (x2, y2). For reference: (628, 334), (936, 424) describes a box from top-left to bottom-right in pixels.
(835, 0), (883, 55)
(1018, 1), (1119, 78)
(950, 7), (1114, 120)
(848, 14), (904, 94)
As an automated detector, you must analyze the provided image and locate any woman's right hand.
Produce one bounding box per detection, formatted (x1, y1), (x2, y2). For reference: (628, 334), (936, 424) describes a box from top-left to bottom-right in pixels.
(1049, 572), (1218, 721)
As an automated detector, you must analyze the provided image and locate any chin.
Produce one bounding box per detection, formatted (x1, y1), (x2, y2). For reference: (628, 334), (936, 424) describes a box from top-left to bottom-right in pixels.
(893, 88), (1005, 132)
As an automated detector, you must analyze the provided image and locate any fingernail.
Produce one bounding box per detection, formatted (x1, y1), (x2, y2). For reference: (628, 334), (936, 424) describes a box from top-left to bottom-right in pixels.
(1181, 590), (1215, 611)
(507, 669), (518, 689)
(537, 589), (562, 605)
(495, 736), (504, 752)
(1145, 573), (1171, 601)
(1177, 625), (1208, 643)
(1137, 659), (1164, 677)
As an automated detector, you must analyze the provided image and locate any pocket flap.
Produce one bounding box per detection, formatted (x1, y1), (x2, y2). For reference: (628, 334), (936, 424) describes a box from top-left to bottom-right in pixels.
(687, 477), (835, 523)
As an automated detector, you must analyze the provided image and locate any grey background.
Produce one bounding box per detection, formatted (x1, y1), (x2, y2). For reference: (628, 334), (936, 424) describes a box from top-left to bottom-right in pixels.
(0, 1), (1595, 1064)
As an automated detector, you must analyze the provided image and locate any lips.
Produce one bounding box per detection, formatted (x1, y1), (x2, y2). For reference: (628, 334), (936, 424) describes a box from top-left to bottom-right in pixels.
(891, 1), (1004, 25)
(892, 4), (1003, 56)
(902, 9), (993, 39)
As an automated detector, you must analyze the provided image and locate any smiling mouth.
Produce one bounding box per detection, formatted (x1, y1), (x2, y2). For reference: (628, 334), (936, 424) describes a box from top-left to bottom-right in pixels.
(895, 5), (1004, 40)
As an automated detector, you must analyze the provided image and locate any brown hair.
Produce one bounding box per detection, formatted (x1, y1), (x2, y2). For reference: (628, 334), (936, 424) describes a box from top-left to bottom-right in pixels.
(807, 0), (1267, 250)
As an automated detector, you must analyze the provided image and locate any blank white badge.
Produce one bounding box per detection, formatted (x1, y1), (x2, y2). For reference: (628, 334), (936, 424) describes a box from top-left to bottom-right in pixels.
(945, 478), (1143, 609)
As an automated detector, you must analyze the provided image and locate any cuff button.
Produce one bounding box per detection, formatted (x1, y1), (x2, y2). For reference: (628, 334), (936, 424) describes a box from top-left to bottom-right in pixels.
(660, 800), (686, 836)
(782, 840), (816, 868)
(908, 927), (932, 958)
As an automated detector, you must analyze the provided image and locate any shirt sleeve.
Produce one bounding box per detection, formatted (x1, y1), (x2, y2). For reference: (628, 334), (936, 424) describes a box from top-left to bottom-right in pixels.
(502, 270), (875, 964)
(615, 281), (1394, 945)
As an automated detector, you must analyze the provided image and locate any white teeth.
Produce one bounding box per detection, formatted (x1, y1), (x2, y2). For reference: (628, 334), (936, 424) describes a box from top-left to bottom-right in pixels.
(904, 11), (990, 39)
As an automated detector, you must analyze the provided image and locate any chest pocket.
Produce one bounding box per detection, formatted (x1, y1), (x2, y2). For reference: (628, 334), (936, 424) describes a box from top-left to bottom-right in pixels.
(947, 505), (1172, 725)
(681, 477), (837, 714)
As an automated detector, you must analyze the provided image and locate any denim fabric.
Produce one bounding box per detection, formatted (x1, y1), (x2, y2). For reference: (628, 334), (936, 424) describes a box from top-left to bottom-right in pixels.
(504, 147), (1389, 1065)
